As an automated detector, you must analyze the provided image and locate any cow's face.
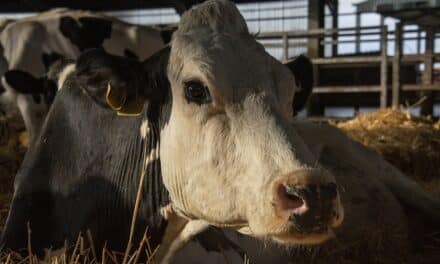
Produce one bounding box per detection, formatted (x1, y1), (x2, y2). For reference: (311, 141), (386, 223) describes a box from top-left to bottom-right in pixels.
(159, 0), (343, 244)
(79, 0), (343, 245)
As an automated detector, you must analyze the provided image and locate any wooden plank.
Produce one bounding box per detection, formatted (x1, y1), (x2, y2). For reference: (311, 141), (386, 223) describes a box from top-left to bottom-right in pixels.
(401, 54), (427, 62)
(312, 56), (382, 64)
(380, 25), (388, 108)
(401, 84), (440, 91)
(392, 22), (402, 108)
(258, 26), (382, 39)
(263, 43), (307, 48)
(313, 86), (382, 93)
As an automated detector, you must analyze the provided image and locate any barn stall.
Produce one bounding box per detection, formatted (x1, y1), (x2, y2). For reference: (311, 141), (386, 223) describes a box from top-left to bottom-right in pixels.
(0, 0), (440, 263)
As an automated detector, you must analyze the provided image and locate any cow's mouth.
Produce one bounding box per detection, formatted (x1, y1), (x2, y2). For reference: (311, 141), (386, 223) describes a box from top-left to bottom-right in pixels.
(271, 224), (335, 244)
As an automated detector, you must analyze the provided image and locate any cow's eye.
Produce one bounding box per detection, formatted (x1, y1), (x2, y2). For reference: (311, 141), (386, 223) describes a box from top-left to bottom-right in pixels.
(184, 80), (211, 104)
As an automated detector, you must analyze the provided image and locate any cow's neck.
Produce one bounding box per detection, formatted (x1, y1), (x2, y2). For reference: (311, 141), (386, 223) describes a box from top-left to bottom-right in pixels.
(131, 118), (171, 250)
(142, 106), (210, 263)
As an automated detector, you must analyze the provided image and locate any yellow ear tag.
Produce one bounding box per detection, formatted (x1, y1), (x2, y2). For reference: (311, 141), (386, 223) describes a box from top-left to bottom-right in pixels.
(106, 82), (127, 111)
(116, 98), (144, 117)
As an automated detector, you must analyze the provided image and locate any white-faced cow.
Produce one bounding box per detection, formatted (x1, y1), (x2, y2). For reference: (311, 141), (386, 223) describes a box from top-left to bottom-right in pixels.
(0, 8), (171, 143)
(1, 1), (440, 263)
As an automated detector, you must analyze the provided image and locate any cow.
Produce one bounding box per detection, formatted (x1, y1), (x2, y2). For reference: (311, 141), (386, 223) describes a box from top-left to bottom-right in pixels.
(1, 0), (439, 263)
(0, 8), (170, 143)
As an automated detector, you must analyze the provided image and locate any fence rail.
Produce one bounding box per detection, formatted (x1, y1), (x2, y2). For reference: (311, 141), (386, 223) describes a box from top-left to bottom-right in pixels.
(255, 25), (440, 110)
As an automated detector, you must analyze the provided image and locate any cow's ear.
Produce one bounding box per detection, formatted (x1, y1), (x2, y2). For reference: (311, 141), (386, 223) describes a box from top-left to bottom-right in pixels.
(76, 47), (170, 116)
(76, 48), (143, 115)
(284, 55), (313, 114)
(108, 46), (170, 116)
(4, 70), (44, 94)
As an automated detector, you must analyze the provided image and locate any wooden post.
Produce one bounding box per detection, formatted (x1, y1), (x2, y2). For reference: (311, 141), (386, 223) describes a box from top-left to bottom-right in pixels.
(421, 27), (434, 116)
(392, 22), (402, 108)
(282, 33), (289, 61)
(355, 12), (361, 54)
(331, 0), (338, 57)
(307, 0), (325, 58)
(380, 25), (388, 108)
(307, 0), (325, 116)
(417, 27), (421, 53)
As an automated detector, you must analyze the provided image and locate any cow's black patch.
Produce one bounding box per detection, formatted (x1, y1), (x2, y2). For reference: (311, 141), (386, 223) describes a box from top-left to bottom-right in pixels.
(59, 16), (112, 52)
(124, 49), (139, 60)
(4, 70), (44, 105)
(284, 55), (314, 114)
(4, 70), (57, 105)
(42, 52), (63, 70)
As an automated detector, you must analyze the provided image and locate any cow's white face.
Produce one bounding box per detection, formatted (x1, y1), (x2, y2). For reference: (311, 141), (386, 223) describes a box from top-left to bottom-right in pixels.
(159, 0), (343, 245)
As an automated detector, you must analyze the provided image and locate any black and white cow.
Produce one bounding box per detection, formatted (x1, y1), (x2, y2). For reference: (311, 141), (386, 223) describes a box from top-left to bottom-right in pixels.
(1, 1), (440, 263)
(0, 8), (171, 142)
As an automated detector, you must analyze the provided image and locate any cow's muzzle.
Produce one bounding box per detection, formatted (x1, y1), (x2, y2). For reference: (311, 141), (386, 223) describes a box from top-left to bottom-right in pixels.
(272, 169), (343, 242)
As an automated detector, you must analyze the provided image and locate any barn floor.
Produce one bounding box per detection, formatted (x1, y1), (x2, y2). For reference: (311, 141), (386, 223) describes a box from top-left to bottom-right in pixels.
(0, 109), (439, 263)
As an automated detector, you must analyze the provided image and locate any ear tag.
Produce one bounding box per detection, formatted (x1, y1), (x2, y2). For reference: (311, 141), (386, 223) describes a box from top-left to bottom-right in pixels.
(116, 98), (144, 116)
(106, 82), (127, 111)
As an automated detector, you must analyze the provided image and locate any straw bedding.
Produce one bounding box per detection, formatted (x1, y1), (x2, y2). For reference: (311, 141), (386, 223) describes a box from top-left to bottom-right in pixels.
(0, 109), (439, 263)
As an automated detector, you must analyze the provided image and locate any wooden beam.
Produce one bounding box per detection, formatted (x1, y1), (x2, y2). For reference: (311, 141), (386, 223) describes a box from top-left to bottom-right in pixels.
(402, 84), (440, 91)
(380, 25), (388, 108)
(355, 12), (361, 54)
(258, 25), (383, 39)
(312, 56), (382, 64)
(313, 86), (382, 93)
(307, 0), (325, 58)
(331, 0), (338, 57)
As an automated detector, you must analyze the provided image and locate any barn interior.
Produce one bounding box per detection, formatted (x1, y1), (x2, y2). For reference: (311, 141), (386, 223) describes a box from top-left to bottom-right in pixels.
(0, 0), (440, 263)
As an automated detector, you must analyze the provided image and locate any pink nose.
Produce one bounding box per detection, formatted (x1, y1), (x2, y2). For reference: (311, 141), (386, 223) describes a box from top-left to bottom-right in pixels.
(275, 183), (308, 214)
(273, 171), (340, 233)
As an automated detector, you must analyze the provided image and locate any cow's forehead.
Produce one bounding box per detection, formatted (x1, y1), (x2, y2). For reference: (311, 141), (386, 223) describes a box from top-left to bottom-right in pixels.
(169, 32), (295, 108)
(177, 0), (248, 36)
(167, 0), (296, 106)
(171, 34), (275, 100)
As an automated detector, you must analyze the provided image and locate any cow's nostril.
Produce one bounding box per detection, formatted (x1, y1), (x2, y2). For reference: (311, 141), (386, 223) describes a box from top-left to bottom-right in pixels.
(276, 184), (306, 212)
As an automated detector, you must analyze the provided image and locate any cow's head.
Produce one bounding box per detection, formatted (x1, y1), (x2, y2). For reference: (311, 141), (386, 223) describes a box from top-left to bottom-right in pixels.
(77, 0), (343, 245)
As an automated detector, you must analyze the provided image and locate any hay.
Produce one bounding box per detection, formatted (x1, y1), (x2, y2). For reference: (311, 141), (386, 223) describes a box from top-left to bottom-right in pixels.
(335, 108), (440, 183)
(1, 109), (440, 263)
